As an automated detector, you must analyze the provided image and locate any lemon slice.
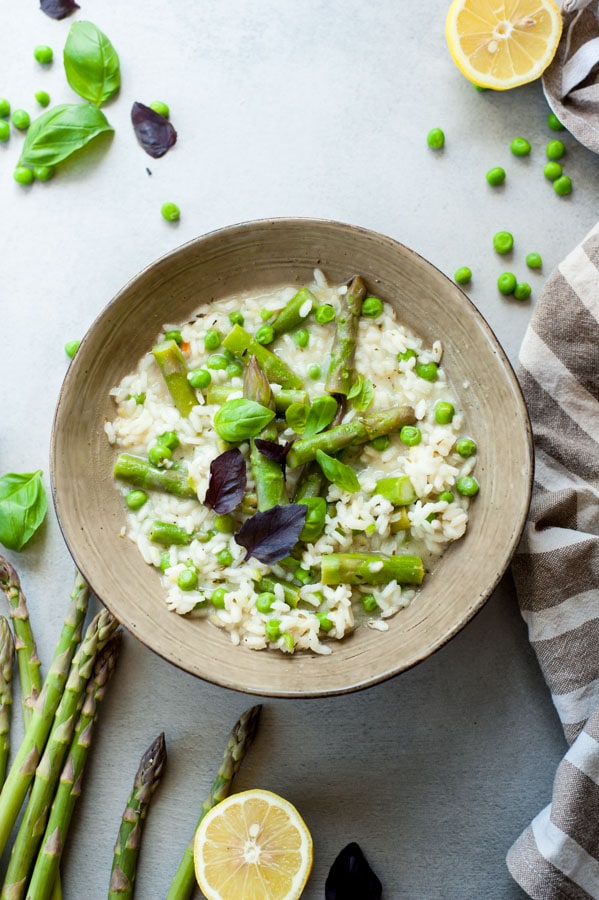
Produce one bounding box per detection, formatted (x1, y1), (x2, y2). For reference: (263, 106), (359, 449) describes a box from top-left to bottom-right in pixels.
(445, 0), (563, 90)
(193, 789), (313, 900)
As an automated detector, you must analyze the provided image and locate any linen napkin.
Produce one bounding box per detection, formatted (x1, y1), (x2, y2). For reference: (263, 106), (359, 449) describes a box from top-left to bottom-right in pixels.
(506, 222), (599, 898)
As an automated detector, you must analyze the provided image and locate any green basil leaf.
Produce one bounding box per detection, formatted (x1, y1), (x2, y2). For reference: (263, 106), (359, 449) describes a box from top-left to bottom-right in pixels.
(347, 373), (364, 400)
(20, 103), (114, 166)
(64, 21), (121, 106)
(302, 396), (338, 439)
(298, 496), (327, 542)
(0, 471), (47, 552)
(214, 399), (275, 443)
(353, 378), (374, 412)
(315, 450), (360, 493)
(285, 402), (309, 435)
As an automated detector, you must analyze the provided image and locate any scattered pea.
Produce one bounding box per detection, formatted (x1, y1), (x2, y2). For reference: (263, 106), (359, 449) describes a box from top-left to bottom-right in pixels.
(454, 266), (472, 285)
(497, 272), (517, 295)
(229, 310), (244, 326)
(35, 90), (50, 107)
(546, 139), (565, 160)
(455, 437), (477, 458)
(149, 100), (170, 118)
(157, 430), (179, 450)
(214, 514), (234, 534)
(510, 137), (531, 157)
(426, 127), (445, 150)
(204, 329), (222, 351)
(316, 612), (334, 632)
(161, 201), (180, 222)
(33, 165), (54, 181)
(164, 329), (183, 344)
(188, 368), (211, 389)
(0, 120), (9, 142)
(265, 619), (282, 642)
(148, 444), (172, 467)
(526, 252), (542, 270)
(547, 112), (564, 131)
(370, 435), (390, 451)
(553, 175), (572, 196)
(226, 361), (244, 378)
(211, 587), (226, 608)
(435, 401), (455, 425)
(307, 363), (321, 380)
(514, 282), (532, 301)
(125, 490), (148, 511)
(64, 339), (81, 358)
(456, 474), (480, 496)
(315, 304), (336, 324)
(206, 353), (228, 370)
(11, 109), (30, 131)
(256, 592), (276, 613)
(361, 593), (379, 613)
(486, 166), (506, 186)
(397, 348), (417, 363)
(217, 548), (233, 567)
(361, 296), (384, 317)
(294, 328), (310, 348)
(415, 361), (438, 382)
(0, 98), (10, 118)
(255, 324), (275, 345)
(400, 425), (422, 446)
(438, 491), (454, 503)
(493, 231), (514, 255)
(177, 568), (199, 591)
(14, 166), (34, 185)
(544, 161), (562, 181)
(34, 45), (53, 64)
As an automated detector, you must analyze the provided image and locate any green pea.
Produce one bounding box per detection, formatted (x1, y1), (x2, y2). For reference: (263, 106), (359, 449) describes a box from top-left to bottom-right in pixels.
(0, 120), (9, 142)
(188, 368), (211, 389)
(426, 127), (445, 150)
(454, 266), (472, 285)
(164, 329), (183, 345)
(197, 530), (215, 544)
(157, 430), (180, 450)
(316, 612), (334, 632)
(0, 98), (10, 118)
(161, 201), (180, 222)
(360, 296), (384, 317)
(315, 304), (336, 324)
(455, 438), (476, 458)
(125, 490), (148, 511)
(206, 353), (228, 370)
(526, 252), (542, 269)
(514, 282), (532, 301)
(14, 166), (34, 185)
(255, 324), (275, 345)
(211, 587), (226, 608)
(493, 231), (513, 255)
(177, 568), (198, 591)
(510, 137), (531, 157)
(543, 161), (562, 181)
(256, 592), (276, 613)
(148, 444), (172, 466)
(64, 339), (81, 358)
(546, 139), (565, 160)
(214, 514), (234, 534)
(400, 425), (422, 446)
(229, 310), (244, 326)
(282, 632), (295, 652)
(149, 100), (170, 118)
(307, 364), (321, 380)
(226, 361), (244, 378)
(553, 175), (572, 196)
(33, 165), (54, 182)
(294, 328), (310, 348)
(34, 45), (53, 64)
(435, 401), (455, 424)
(265, 619), (282, 642)
(547, 112), (564, 131)
(11, 109), (30, 131)
(456, 475), (480, 496)
(217, 548), (233, 567)
(370, 435), (390, 451)
(415, 361), (438, 382)
(397, 348), (417, 363)
(361, 593), (378, 613)
(486, 166), (506, 186)
(204, 329), (222, 351)
(35, 90), (50, 107)
(438, 491), (454, 503)
(497, 272), (517, 295)
(294, 567), (311, 585)
(159, 552), (171, 572)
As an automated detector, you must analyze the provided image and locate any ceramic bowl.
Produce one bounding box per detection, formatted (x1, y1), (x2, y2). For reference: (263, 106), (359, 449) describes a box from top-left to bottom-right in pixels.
(51, 218), (532, 697)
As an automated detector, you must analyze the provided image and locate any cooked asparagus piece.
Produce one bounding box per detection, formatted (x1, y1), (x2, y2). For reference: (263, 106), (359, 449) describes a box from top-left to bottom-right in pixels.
(374, 476), (417, 506)
(206, 384), (308, 413)
(321, 552), (424, 585)
(244, 357), (288, 511)
(0, 606), (115, 857)
(325, 275), (365, 397)
(149, 521), (195, 546)
(271, 287), (316, 337)
(114, 454), (197, 499)
(0, 618), (14, 790)
(108, 732), (167, 899)
(293, 461), (325, 501)
(3, 634), (122, 896)
(151, 340), (197, 417)
(222, 325), (303, 389)
(166, 704), (262, 900)
(257, 577), (300, 608)
(287, 405), (416, 468)
(0, 557), (42, 727)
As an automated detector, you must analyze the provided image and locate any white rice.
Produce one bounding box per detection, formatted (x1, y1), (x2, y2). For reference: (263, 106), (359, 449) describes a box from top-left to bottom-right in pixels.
(105, 270), (478, 654)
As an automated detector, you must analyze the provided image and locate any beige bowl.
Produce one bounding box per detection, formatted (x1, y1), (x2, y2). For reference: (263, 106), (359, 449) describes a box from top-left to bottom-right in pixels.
(51, 218), (532, 697)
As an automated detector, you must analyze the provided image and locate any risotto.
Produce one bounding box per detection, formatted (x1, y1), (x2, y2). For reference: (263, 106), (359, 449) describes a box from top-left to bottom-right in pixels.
(104, 269), (478, 655)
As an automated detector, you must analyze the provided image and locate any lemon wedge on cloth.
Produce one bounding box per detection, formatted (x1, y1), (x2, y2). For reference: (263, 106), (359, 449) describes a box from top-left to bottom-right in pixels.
(446, 0), (563, 90)
(194, 789), (313, 899)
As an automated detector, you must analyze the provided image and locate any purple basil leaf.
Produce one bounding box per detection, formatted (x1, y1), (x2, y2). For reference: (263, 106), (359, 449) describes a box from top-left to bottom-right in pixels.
(131, 102), (177, 158)
(254, 439), (293, 476)
(325, 842), (382, 900)
(204, 449), (246, 515)
(40, 0), (80, 19)
(235, 504), (307, 564)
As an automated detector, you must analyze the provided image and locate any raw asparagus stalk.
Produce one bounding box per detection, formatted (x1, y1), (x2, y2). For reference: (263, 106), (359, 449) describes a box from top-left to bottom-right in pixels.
(108, 732), (167, 899)
(151, 340), (197, 417)
(0, 558), (42, 728)
(114, 454), (197, 499)
(166, 704), (262, 900)
(321, 552), (424, 586)
(222, 325), (303, 389)
(271, 287), (316, 337)
(25, 635), (121, 900)
(4, 635), (122, 897)
(244, 357), (288, 511)
(0, 617), (14, 789)
(325, 275), (365, 397)
(287, 405), (416, 468)
(0, 606), (115, 857)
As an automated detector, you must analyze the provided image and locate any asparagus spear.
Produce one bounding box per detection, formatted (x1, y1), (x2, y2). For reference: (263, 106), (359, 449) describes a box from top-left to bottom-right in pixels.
(108, 732), (167, 899)
(0, 606), (114, 857)
(25, 635), (121, 900)
(270, 287), (316, 337)
(222, 325), (303, 389)
(325, 275), (365, 397)
(287, 405), (416, 468)
(321, 552), (425, 585)
(166, 704), (262, 900)
(244, 357), (288, 511)
(206, 384), (308, 412)
(151, 340), (197, 417)
(0, 558), (42, 728)
(0, 617), (14, 789)
(114, 454), (197, 499)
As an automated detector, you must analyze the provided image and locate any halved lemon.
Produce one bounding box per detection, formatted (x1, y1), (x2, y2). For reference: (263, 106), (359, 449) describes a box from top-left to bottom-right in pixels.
(446, 0), (563, 90)
(193, 789), (313, 900)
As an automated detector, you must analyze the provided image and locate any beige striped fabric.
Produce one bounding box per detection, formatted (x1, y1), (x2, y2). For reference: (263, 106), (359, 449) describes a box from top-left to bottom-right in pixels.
(506, 224), (599, 899)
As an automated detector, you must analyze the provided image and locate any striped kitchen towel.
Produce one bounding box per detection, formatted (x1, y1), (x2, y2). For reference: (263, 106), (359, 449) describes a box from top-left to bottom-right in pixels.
(506, 223), (599, 899)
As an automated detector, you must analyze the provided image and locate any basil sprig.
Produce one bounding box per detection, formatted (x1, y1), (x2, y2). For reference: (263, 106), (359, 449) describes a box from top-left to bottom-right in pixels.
(303, 396), (338, 439)
(64, 21), (121, 107)
(0, 471), (47, 552)
(316, 450), (360, 494)
(214, 399), (275, 443)
(20, 103), (114, 167)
